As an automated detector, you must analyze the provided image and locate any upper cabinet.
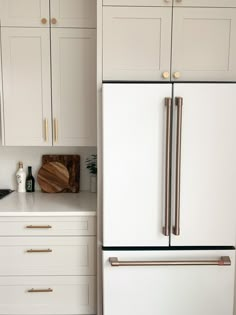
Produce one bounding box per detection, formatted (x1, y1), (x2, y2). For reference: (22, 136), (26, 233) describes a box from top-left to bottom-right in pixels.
(51, 28), (97, 146)
(1, 28), (52, 146)
(172, 8), (236, 81)
(173, 0), (236, 7)
(103, 2), (236, 81)
(103, 7), (172, 81)
(50, 0), (96, 28)
(0, 0), (50, 27)
(103, 0), (172, 6)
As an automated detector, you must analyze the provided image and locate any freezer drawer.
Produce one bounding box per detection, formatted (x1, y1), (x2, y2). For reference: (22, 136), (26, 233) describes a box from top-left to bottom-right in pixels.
(103, 249), (235, 315)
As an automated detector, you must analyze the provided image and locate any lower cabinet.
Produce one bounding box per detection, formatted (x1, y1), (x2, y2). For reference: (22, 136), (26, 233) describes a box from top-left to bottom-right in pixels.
(103, 249), (235, 315)
(0, 276), (96, 315)
(0, 215), (96, 315)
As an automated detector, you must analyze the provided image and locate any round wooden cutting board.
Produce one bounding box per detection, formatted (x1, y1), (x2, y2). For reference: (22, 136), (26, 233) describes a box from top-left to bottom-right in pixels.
(37, 162), (70, 193)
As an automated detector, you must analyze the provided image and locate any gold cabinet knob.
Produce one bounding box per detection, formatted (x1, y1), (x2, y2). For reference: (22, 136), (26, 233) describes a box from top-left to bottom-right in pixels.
(51, 18), (57, 25)
(173, 72), (181, 79)
(41, 18), (47, 24)
(162, 72), (170, 79)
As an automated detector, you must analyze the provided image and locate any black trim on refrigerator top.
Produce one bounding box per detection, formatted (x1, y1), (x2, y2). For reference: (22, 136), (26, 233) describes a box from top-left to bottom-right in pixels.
(103, 81), (236, 84)
(102, 246), (235, 251)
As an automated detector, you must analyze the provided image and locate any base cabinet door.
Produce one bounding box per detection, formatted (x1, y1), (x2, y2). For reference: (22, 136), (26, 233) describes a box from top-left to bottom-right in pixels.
(103, 250), (235, 315)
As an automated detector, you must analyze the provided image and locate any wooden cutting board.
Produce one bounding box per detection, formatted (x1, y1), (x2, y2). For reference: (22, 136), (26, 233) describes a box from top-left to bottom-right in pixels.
(37, 162), (70, 193)
(42, 155), (80, 193)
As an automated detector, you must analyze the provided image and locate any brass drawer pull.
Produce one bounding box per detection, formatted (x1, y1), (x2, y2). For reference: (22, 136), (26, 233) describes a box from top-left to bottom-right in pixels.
(26, 249), (52, 253)
(26, 225), (52, 229)
(28, 288), (53, 293)
(109, 256), (231, 267)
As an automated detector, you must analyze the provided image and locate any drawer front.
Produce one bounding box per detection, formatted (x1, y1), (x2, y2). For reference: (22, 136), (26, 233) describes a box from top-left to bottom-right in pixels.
(103, 249), (235, 315)
(0, 237), (95, 276)
(0, 216), (96, 236)
(0, 276), (96, 315)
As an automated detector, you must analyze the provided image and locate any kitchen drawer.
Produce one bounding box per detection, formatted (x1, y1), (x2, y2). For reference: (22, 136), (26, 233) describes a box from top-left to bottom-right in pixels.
(0, 237), (96, 276)
(0, 275), (96, 315)
(103, 249), (235, 315)
(0, 216), (96, 236)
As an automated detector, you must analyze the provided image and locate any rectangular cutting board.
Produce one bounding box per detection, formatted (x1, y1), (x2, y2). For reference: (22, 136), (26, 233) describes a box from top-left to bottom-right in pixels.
(42, 155), (80, 193)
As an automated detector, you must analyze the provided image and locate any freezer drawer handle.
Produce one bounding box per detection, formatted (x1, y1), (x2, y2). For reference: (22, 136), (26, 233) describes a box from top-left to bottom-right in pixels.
(173, 97), (183, 236)
(163, 98), (172, 236)
(28, 288), (53, 293)
(26, 225), (52, 229)
(109, 256), (231, 267)
(26, 249), (52, 253)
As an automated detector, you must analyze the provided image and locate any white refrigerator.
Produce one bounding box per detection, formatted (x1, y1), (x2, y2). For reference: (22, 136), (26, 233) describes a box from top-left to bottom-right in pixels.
(102, 83), (236, 315)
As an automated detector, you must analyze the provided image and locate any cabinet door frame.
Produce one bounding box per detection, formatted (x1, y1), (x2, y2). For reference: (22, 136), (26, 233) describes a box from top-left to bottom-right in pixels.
(173, 0), (236, 7)
(103, 6), (172, 81)
(51, 28), (97, 146)
(172, 8), (236, 81)
(1, 27), (52, 146)
(103, 0), (173, 6)
(0, 0), (50, 27)
(50, 0), (96, 28)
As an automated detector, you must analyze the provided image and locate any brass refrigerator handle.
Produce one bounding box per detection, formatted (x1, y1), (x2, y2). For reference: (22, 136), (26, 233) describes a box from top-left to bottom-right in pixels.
(26, 225), (52, 229)
(26, 249), (52, 253)
(163, 97), (172, 236)
(173, 97), (183, 236)
(109, 256), (231, 267)
(28, 288), (53, 293)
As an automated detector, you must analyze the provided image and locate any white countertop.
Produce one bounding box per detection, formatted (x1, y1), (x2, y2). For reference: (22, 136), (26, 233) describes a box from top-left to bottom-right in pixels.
(0, 191), (97, 216)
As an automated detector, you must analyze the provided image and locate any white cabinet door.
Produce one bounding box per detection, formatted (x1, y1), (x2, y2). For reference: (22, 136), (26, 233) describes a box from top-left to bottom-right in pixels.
(171, 84), (236, 246)
(50, 0), (96, 28)
(103, 84), (171, 247)
(103, 250), (235, 315)
(0, 0), (49, 27)
(103, 0), (172, 6)
(172, 8), (236, 81)
(0, 276), (96, 315)
(103, 7), (172, 81)
(1, 28), (52, 146)
(51, 28), (96, 146)
(173, 0), (236, 7)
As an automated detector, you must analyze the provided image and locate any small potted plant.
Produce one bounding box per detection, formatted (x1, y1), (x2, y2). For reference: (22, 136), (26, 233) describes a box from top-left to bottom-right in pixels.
(85, 154), (97, 193)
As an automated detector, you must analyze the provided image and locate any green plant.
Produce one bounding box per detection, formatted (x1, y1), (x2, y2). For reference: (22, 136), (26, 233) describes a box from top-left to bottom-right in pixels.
(85, 154), (97, 175)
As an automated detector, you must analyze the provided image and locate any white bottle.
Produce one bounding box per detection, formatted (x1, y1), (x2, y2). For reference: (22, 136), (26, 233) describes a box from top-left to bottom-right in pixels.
(16, 161), (26, 193)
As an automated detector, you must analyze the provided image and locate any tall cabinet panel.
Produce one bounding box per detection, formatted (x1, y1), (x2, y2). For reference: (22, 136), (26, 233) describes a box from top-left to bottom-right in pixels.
(50, 0), (96, 28)
(0, 0), (49, 27)
(103, 84), (171, 247)
(103, 7), (172, 81)
(51, 28), (96, 146)
(1, 28), (52, 146)
(172, 8), (236, 81)
(171, 84), (236, 246)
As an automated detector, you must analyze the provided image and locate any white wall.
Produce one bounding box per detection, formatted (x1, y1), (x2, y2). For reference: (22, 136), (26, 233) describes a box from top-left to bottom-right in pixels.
(0, 146), (96, 191)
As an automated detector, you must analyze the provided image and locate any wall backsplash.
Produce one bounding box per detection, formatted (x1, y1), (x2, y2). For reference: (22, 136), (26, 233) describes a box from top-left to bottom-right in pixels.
(0, 146), (97, 191)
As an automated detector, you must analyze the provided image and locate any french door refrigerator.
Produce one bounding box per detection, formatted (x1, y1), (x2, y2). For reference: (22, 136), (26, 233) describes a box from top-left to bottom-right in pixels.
(102, 83), (236, 315)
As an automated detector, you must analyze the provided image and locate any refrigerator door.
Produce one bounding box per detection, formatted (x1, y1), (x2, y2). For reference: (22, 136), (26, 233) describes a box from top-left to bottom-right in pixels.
(103, 249), (235, 315)
(103, 84), (172, 246)
(171, 84), (236, 246)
